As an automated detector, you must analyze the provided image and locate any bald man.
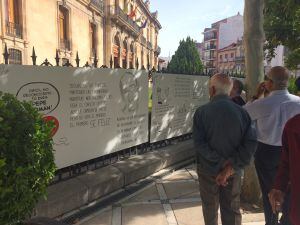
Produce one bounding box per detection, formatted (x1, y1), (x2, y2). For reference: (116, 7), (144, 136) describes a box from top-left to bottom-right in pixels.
(244, 66), (300, 225)
(193, 74), (257, 225)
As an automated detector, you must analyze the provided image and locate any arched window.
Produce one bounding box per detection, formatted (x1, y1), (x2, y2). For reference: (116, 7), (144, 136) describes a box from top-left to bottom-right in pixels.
(113, 35), (120, 68)
(8, 48), (22, 64)
(90, 22), (97, 56)
(141, 48), (144, 68)
(129, 42), (134, 69)
(122, 40), (128, 68)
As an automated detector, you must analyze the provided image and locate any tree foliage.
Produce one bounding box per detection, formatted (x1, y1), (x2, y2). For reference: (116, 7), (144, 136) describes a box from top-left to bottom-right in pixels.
(264, 0), (300, 70)
(0, 92), (56, 225)
(167, 37), (203, 75)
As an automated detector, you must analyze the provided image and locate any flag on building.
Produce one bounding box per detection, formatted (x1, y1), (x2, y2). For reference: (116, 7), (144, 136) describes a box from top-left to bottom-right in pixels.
(128, 6), (137, 18)
(140, 19), (148, 29)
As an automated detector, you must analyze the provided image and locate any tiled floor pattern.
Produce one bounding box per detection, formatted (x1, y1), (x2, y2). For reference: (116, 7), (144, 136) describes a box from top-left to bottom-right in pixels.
(77, 165), (264, 225)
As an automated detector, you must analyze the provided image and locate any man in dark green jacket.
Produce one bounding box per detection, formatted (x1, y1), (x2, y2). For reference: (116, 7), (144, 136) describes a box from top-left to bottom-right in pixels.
(193, 73), (257, 225)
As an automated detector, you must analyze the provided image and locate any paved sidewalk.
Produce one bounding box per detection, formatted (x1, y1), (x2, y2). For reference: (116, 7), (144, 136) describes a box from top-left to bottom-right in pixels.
(75, 164), (264, 225)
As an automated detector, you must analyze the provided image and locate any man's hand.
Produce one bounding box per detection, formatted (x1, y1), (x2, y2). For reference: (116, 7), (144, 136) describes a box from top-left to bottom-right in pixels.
(269, 189), (285, 214)
(252, 82), (266, 100)
(216, 162), (234, 186)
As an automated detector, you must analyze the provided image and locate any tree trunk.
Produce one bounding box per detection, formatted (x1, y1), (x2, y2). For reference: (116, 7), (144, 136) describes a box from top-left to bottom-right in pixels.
(242, 0), (264, 204)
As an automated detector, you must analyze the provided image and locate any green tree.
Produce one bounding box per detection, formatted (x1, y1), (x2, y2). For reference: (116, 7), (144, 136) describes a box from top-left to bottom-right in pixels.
(264, 0), (300, 70)
(167, 37), (203, 75)
(0, 92), (56, 225)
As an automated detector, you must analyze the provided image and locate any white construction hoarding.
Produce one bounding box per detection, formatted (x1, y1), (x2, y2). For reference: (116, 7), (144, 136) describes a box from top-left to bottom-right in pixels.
(0, 65), (149, 169)
(150, 73), (209, 143)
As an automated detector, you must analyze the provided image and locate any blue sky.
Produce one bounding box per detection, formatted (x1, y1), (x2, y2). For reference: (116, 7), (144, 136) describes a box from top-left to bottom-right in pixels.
(150, 0), (244, 57)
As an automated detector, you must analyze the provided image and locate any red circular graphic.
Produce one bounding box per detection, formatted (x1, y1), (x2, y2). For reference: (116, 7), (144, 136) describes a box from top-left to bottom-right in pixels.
(43, 116), (59, 137)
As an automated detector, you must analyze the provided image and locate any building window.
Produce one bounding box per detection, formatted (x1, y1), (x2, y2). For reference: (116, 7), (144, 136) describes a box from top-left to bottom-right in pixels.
(220, 55), (223, 60)
(129, 42), (134, 69)
(113, 35), (120, 68)
(225, 54), (228, 59)
(8, 48), (22, 64)
(6, 0), (22, 38)
(59, 6), (70, 50)
(141, 48), (144, 68)
(231, 53), (234, 58)
(90, 23), (97, 56)
(122, 40), (128, 68)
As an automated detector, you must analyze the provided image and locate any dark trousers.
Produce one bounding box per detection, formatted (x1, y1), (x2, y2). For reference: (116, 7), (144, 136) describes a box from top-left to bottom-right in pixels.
(197, 169), (242, 225)
(254, 142), (291, 225)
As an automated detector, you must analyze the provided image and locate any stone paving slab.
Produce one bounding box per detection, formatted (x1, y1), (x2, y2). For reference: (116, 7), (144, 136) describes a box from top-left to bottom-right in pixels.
(122, 204), (168, 225)
(77, 164), (265, 225)
(79, 209), (112, 225)
(172, 202), (205, 225)
(163, 181), (200, 199)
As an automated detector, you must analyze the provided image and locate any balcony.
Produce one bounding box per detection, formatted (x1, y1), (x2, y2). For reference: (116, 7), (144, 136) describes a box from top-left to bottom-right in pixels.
(205, 45), (217, 51)
(111, 6), (140, 36)
(206, 62), (215, 68)
(204, 35), (217, 41)
(235, 56), (245, 62)
(60, 39), (71, 50)
(6, 21), (23, 39)
(147, 41), (152, 50)
(90, 0), (104, 13)
(155, 46), (161, 56)
(140, 36), (147, 46)
(204, 56), (216, 61)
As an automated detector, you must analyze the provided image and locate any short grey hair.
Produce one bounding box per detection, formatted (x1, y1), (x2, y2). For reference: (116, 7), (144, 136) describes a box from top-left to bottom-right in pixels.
(268, 66), (289, 90)
(210, 73), (233, 95)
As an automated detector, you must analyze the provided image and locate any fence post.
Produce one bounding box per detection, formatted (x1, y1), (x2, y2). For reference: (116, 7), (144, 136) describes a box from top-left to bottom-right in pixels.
(147, 58), (150, 71)
(55, 50), (60, 66)
(3, 43), (9, 64)
(110, 55), (113, 68)
(136, 58), (139, 69)
(94, 52), (98, 68)
(75, 52), (80, 67)
(31, 47), (37, 65)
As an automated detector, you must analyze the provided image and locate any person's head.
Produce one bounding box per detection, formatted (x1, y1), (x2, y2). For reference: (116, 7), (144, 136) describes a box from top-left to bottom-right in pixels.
(230, 79), (244, 97)
(265, 66), (289, 92)
(209, 73), (233, 99)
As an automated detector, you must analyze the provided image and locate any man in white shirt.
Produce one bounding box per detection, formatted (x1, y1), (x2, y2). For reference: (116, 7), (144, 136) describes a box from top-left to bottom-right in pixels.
(244, 66), (300, 225)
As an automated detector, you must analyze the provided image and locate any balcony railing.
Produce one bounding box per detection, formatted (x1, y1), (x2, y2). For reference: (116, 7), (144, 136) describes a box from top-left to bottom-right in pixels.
(206, 62), (215, 68)
(147, 41), (152, 50)
(112, 6), (140, 35)
(155, 46), (161, 55)
(90, 0), (104, 13)
(204, 35), (217, 41)
(60, 39), (71, 50)
(235, 56), (245, 61)
(205, 45), (217, 50)
(140, 36), (147, 46)
(6, 21), (22, 38)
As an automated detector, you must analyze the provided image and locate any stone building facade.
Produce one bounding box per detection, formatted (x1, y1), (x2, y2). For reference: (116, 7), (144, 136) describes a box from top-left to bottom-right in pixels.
(0, 0), (161, 69)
